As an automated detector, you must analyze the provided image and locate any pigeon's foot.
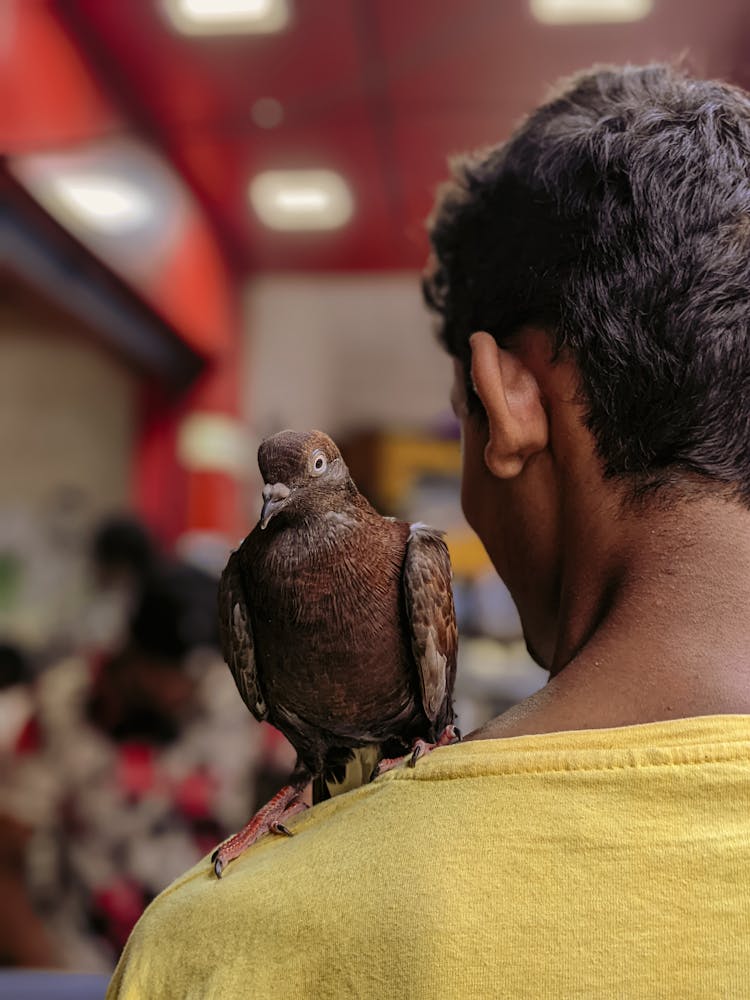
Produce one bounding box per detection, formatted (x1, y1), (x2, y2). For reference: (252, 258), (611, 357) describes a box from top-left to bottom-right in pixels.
(212, 785), (308, 877)
(407, 724), (462, 766)
(371, 724), (461, 780)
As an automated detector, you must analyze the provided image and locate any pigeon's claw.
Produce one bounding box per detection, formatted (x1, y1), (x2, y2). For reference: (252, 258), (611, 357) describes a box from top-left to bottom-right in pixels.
(434, 723), (461, 748)
(272, 823), (294, 837)
(372, 725), (461, 779)
(212, 786), (308, 878)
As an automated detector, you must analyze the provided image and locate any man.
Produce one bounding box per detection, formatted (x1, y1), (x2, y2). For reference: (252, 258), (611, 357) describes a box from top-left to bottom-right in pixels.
(107, 64), (750, 998)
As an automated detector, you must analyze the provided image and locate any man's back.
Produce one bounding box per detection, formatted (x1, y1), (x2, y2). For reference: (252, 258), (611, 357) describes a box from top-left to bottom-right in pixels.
(108, 715), (750, 1000)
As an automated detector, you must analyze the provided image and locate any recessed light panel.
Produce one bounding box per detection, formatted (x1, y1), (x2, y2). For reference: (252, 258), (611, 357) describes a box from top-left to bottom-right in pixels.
(249, 170), (354, 231)
(44, 173), (154, 234)
(163, 0), (290, 35)
(530, 0), (651, 23)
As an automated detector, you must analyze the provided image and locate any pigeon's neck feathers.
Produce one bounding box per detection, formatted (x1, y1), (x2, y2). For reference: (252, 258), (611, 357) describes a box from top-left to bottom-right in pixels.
(263, 475), (373, 532)
(257, 487), (393, 577)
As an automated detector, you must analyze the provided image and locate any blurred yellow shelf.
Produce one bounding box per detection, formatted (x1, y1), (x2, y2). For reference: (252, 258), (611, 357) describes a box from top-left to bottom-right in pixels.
(370, 431), (492, 580)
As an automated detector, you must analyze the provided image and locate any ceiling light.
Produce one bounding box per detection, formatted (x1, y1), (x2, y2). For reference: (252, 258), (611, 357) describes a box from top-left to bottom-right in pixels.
(10, 141), (190, 277)
(530, 0), (651, 23)
(44, 173), (154, 233)
(163, 0), (290, 35)
(249, 170), (354, 231)
(251, 97), (284, 130)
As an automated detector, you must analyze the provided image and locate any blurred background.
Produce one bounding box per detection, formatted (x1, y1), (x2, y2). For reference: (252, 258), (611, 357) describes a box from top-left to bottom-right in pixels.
(1, 0), (749, 980)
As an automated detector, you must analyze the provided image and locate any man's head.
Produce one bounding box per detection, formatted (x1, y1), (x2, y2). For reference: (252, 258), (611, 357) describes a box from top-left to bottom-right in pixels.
(101, 564), (219, 736)
(92, 515), (156, 588)
(425, 64), (750, 665)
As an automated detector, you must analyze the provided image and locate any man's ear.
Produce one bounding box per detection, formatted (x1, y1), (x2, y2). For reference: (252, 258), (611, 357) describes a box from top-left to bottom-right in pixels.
(469, 331), (549, 478)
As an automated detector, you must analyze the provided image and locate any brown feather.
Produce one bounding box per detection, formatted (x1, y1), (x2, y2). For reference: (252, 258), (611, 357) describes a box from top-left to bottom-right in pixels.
(402, 524), (458, 723)
(218, 550), (267, 722)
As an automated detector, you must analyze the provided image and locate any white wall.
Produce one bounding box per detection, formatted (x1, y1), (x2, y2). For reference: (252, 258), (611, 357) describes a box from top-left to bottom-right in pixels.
(0, 290), (136, 647)
(0, 323), (135, 513)
(244, 273), (454, 440)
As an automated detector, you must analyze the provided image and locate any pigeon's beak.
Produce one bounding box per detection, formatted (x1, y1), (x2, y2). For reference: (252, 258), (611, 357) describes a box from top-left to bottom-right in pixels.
(260, 482), (291, 529)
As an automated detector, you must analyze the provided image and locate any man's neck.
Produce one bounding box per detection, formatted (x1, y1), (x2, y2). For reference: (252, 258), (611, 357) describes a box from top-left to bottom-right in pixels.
(472, 494), (750, 741)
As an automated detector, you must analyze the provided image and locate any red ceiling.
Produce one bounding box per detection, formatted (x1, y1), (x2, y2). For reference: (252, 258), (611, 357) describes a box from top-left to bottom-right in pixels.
(50, 0), (750, 272)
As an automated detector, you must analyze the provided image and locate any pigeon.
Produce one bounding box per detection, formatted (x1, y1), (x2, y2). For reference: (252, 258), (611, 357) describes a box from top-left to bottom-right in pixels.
(213, 429), (458, 876)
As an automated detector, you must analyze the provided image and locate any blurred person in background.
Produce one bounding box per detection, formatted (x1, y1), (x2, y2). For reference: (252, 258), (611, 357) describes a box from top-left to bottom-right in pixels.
(0, 642), (34, 755)
(80, 516), (158, 656)
(0, 563), (270, 972)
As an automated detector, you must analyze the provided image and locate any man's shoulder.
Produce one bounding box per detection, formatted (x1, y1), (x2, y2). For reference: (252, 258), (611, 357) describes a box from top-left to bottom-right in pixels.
(109, 725), (750, 999)
(107, 775), (431, 997)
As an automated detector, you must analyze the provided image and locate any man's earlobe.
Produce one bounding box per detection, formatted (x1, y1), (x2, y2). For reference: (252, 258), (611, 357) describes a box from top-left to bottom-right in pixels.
(469, 331), (549, 479)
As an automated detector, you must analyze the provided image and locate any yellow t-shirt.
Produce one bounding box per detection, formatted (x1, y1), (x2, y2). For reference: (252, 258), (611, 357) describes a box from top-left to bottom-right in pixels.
(107, 715), (750, 1000)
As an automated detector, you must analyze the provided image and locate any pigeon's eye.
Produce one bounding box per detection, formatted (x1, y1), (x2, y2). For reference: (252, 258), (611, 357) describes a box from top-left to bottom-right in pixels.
(310, 451), (327, 476)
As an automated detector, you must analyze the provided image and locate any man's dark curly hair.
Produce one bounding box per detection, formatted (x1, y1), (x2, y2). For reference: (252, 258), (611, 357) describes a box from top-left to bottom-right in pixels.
(424, 64), (750, 504)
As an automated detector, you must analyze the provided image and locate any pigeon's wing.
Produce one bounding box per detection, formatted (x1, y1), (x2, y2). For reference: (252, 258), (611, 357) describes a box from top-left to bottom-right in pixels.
(401, 523), (458, 724)
(218, 548), (268, 722)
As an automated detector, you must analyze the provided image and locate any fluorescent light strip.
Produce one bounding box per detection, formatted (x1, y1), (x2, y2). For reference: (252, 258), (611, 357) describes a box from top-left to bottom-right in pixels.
(275, 189), (330, 211)
(162, 0), (290, 34)
(530, 0), (652, 23)
(249, 170), (353, 231)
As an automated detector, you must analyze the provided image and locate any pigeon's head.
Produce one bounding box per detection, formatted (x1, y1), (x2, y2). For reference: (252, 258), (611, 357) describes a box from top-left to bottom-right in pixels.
(256, 430), (351, 529)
